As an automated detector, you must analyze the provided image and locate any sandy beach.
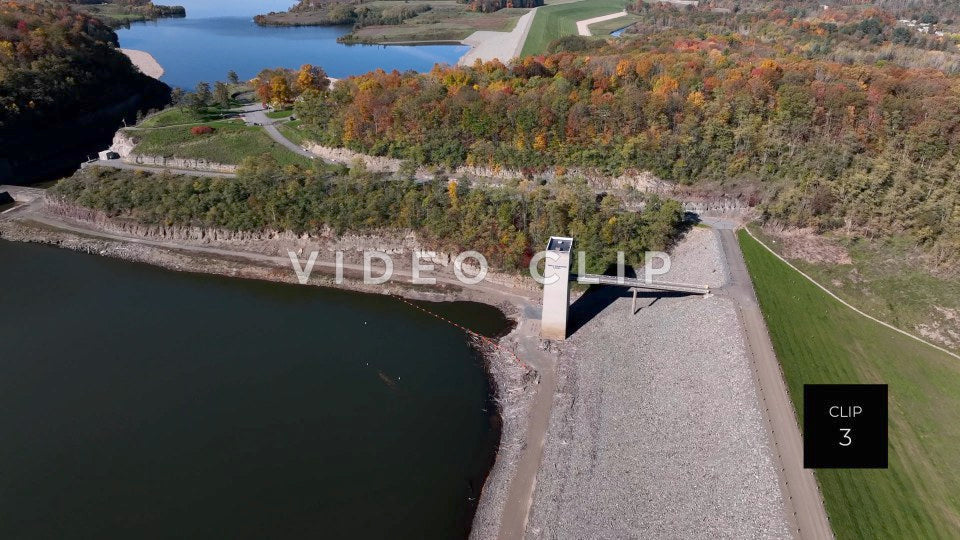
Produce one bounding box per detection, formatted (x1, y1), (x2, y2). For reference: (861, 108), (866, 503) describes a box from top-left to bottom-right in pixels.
(121, 48), (164, 79)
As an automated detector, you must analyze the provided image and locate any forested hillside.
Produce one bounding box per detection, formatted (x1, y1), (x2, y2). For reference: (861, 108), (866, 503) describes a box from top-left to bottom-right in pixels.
(293, 31), (960, 263)
(0, 0), (169, 183)
(51, 159), (685, 273)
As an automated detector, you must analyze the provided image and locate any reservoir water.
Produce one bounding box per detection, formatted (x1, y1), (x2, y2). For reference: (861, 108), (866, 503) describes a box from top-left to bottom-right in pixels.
(0, 240), (508, 538)
(116, 0), (468, 89)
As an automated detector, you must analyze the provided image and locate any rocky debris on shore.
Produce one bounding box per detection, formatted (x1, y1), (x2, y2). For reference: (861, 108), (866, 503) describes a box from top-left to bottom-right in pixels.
(658, 226), (728, 289)
(524, 230), (792, 539)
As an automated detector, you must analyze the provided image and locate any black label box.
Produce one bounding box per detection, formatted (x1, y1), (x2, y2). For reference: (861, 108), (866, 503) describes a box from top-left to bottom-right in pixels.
(803, 384), (888, 469)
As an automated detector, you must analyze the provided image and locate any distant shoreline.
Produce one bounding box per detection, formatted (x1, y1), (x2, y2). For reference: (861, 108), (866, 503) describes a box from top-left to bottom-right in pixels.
(121, 48), (164, 79)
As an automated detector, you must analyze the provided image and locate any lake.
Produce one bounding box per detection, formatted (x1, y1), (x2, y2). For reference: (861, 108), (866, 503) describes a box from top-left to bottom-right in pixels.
(116, 0), (468, 89)
(0, 240), (508, 538)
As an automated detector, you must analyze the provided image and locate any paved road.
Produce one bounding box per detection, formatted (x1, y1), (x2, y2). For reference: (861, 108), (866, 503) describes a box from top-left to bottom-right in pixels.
(576, 11), (627, 36)
(240, 105), (317, 160)
(707, 218), (833, 540)
(81, 160), (237, 178)
(459, 8), (538, 65)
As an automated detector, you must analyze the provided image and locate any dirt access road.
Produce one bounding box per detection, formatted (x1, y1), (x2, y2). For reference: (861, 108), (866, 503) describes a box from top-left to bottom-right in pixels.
(706, 217), (833, 540)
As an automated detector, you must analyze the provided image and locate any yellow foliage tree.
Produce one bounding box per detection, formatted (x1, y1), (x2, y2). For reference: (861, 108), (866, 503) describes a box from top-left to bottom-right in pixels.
(296, 64), (316, 93)
(270, 75), (291, 107)
(652, 75), (679, 97)
(533, 132), (548, 151)
(447, 179), (459, 209)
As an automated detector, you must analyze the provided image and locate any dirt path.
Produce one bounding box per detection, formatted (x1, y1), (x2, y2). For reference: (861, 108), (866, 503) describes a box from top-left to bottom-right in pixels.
(707, 218), (833, 540)
(496, 317), (555, 540)
(575, 11), (627, 36)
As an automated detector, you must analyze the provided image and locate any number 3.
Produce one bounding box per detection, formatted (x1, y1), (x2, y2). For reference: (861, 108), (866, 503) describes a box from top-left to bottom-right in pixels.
(839, 428), (852, 447)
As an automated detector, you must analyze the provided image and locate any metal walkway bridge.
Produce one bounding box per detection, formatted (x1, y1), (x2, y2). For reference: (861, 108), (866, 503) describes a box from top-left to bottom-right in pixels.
(572, 274), (711, 295)
(572, 274), (711, 315)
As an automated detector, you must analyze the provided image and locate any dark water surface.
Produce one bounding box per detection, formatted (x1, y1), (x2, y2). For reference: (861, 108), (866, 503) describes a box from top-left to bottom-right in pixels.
(116, 0), (468, 89)
(0, 241), (508, 538)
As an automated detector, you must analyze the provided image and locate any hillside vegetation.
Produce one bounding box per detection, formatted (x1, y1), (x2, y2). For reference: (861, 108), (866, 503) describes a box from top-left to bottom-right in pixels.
(51, 160), (685, 273)
(739, 230), (960, 538)
(292, 31), (960, 263)
(0, 0), (169, 182)
(67, 0), (185, 27)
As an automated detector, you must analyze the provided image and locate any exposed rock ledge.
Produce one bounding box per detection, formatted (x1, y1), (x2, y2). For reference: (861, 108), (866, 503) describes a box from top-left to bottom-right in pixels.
(124, 154), (238, 173)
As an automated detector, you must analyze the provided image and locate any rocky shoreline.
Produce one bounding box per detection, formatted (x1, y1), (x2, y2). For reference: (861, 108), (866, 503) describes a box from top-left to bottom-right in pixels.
(0, 204), (541, 539)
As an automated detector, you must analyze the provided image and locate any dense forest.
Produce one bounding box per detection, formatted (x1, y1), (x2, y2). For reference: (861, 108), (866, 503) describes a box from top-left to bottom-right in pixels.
(51, 159), (685, 273)
(291, 18), (960, 262)
(0, 0), (169, 182)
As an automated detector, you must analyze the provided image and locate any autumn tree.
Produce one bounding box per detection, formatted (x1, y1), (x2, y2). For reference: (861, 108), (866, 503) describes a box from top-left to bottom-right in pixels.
(213, 81), (230, 108)
(270, 75), (291, 107)
(296, 64), (330, 93)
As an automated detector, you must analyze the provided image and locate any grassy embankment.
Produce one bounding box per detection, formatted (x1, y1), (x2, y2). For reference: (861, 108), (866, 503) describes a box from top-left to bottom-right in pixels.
(738, 230), (960, 538)
(129, 109), (314, 168)
(348, 2), (527, 43)
(276, 120), (312, 147)
(751, 227), (960, 355)
(586, 13), (641, 36)
(520, 0), (628, 56)
(265, 109), (294, 120)
(73, 3), (185, 27)
(263, 1), (527, 43)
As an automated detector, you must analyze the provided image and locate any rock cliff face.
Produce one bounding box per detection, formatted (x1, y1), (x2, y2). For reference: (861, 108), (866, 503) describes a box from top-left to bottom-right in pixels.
(42, 199), (536, 291)
(109, 131), (137, 157)
(124, 154), (237, 173)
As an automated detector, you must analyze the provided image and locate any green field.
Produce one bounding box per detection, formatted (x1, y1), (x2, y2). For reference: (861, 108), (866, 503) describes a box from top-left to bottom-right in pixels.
(139, 107), (239, 128)
(275, 120), (314, 147)
(265, 109), (294, 120)
(128, 121), (314, 167)
(738, 230), (960, 538)
(520, 0), (628, 56)
(586, 13), (640, 35)
(752, 228), (960, 356)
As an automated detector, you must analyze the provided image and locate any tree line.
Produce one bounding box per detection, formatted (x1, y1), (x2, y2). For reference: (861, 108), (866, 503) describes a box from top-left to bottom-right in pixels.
(291, 32), (960, 262)
(51, 158), (686, 273)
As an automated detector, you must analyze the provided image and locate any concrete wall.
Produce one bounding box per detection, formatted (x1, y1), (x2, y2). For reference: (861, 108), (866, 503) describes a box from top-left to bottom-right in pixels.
(541, 243), (572, 340)
(124, 155), (237, 174)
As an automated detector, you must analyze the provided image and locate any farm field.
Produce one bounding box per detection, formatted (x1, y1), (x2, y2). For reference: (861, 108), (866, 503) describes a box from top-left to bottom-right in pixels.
(738, 230), (960, 538)
(520, 0), (628, 55)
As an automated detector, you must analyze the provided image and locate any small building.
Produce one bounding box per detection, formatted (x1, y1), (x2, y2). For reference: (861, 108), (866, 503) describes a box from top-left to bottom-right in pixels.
(98, 151), (120, 161)
(541, 236), (573, 340)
